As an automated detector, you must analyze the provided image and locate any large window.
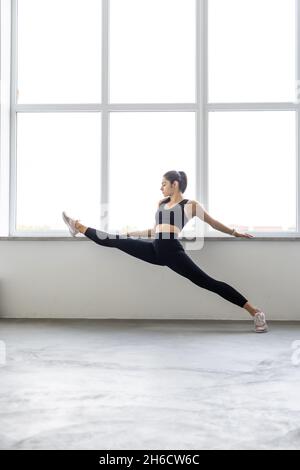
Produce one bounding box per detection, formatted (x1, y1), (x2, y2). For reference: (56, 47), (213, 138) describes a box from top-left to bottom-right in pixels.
(207, 0), (297, 234)
(109, 112), (196, 233)
(0, 0), (298, 237)
(17, 0), (102, 104)
(208, 0), (295, 103)
(208, 112), (296, 232)
(16, 113), (101, 231)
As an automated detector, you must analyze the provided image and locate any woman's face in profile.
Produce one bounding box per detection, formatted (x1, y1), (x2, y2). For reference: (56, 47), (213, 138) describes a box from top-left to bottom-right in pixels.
(160, 177), (172, 196)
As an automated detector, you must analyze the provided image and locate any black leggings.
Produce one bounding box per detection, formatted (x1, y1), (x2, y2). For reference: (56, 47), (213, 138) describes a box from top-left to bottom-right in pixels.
(84, 228), (248, 308)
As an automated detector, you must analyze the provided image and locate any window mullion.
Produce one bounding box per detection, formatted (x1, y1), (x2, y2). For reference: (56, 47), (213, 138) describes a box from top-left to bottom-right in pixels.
(0, 0), (12, 236)
(296, 0), (300, 233)
(9, 0), (18, 236)
(196, 0), (208, 235)
(101, 0), (109, 231)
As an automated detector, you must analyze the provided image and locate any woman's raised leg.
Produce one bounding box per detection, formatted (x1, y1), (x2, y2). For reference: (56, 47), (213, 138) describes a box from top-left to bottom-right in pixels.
(83, 226), (162, 266)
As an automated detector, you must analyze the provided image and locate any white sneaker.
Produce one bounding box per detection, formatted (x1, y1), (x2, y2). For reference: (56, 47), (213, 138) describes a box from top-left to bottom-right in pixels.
(254, 311), (268, 333)
(62, 211), (80, 237)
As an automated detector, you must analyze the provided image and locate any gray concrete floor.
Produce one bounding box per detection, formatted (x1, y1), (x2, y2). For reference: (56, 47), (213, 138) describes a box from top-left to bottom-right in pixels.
(0, 319), (300, 450)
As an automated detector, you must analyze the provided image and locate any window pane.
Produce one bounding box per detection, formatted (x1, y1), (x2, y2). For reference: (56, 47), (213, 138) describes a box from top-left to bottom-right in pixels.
(110, 0), (195, 103)
(208, 111), (296, 232)
(16, 113), (101, 232)
(17, 0), (102, 103)
(208, 0), (296, 103)
(109, 112), (196, 233)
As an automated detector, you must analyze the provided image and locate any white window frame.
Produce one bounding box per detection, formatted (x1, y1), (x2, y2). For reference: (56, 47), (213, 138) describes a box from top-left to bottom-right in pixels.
(0, 0), (299, 238)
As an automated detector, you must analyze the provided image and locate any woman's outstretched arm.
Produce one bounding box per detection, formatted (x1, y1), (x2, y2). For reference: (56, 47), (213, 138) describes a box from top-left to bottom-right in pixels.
(126, 228), (154, 238)
(187, 200), (254, 238)
(122, 199), (167, 238)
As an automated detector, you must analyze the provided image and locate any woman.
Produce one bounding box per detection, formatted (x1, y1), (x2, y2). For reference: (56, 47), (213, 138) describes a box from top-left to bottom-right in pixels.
(62, 170), (268, 333)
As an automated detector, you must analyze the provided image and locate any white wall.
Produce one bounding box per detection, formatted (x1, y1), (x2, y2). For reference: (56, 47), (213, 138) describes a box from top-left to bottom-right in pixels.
(0, 237), (299, 320)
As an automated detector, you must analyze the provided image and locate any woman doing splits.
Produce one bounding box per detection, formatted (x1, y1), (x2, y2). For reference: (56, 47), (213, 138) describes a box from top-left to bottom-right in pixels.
(62, 170), (268, 333)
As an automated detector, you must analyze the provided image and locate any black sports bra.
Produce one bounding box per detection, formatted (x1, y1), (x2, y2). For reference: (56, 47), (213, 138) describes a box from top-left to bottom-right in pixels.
(154, 197), (189, 231)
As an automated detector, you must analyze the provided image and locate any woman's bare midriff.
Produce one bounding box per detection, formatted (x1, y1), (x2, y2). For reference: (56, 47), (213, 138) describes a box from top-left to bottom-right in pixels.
(155, 224), (180, 235)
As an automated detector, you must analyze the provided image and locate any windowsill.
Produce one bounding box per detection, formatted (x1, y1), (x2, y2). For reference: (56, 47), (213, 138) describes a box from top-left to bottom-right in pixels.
(0, 235), (300, 241)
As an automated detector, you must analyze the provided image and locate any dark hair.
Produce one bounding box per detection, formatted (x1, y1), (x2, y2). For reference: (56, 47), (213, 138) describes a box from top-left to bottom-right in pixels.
(163, 170), (188, 193)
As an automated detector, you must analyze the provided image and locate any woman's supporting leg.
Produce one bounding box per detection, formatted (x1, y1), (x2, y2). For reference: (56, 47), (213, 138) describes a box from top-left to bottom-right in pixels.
(165, 250), (248, 308)
(242, 301), (262, 317)
(83, 227), (162, 266)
